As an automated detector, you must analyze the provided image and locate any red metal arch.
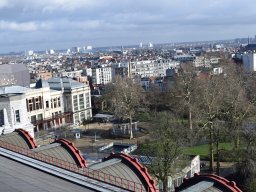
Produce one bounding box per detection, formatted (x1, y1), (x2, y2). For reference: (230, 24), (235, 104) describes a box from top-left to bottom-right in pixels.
(177, 173), (242, 192)
(103, 153), (158, 192)
(54, 139), (87, 168)
(15, 129), (37, 149)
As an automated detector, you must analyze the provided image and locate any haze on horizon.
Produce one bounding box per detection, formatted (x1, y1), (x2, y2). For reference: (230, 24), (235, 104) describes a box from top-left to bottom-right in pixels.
(0, 0), (255, 53)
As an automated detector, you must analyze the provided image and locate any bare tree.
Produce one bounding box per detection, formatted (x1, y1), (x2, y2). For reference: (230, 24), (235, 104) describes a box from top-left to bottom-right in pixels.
(145, 83), (169, 116)
(104, 76), (144, 139)
(140, 112), (186, 192)
(196, 75), (225, 172)
(170, 62), (197, 130)
(220, 65), (255, 149)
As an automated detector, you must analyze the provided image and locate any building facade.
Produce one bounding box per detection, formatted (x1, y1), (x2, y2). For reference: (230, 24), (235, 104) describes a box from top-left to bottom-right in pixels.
(242, 52), (256, 72)
(48, 77), (92, 125)
(130, 59), (179, 78)
(0, 77), (92, 135)
(26, 79), (65, 131)
(0, 87), (34, 137)
(91, 65), (112, 85)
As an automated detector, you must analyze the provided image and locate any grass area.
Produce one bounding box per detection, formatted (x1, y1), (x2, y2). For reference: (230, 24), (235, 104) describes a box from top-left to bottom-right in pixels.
(183, 143), (234, 158)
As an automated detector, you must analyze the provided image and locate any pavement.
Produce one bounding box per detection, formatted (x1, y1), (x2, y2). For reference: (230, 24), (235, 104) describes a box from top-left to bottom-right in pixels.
(35, 122), (152, 163)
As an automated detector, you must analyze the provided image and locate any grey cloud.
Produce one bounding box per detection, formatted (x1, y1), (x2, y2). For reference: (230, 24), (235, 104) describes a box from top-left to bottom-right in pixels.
(1, 0), (256, 52)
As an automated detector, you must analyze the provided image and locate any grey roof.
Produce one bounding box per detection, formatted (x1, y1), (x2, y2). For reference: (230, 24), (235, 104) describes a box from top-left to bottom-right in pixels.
(90, 159), (121, 170)
(35, 79), (49, 88)
(48, 77), (85, 91)
(0, 132), (31, 149)
(0, 64), (30, 87)
(32, 143), (78, 165)
(90, 158), (144, 191)
(0, 63), (28, 73)
(93, 114), (113, 119)
(180, 181), (222, 192)
(0, 155), (94, 192)
(0, 85), (30, 95)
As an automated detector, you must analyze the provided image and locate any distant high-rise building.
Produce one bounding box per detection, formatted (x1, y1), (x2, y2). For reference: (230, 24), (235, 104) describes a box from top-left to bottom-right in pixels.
(86, 46), (92, 50)
(71, 47), (79, 53)
(139, 42), (143, 48)
(25, 50), (34, 56)
(149, 42), (154, 48)
(49, 49), (55, 54)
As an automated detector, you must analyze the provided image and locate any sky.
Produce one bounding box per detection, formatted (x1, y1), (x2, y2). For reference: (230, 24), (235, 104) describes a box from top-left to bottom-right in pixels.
(0, 0), (256, 53)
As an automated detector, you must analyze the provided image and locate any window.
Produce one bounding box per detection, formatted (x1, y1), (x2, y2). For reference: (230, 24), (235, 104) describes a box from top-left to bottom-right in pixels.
(37, 114), (43, 120)
(73, 95), (78, 111)
(27, 99), (33, 111)
(53, 98), (57, 108)
(79, 94), (84, 110)
(0, 110), (4, 126)
(58, 97), (61, 107)
(85, 93), (90, 108)
(46, 101), (49, 108)
(15, 110), (20, 123)
(86, 110), (91, 119)
(74, 113), (79, 123)
(80, 112), (85, 122)
(31, 115), (36, 122)
(35, 97), (40, 110)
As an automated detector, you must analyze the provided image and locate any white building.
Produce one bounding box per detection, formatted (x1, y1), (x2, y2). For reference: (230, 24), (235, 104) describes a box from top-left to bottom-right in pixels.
(25, 50), (34, 56)
(0, 77), (92, 135)
(49, 49), (55, 54)
(86, 46), (92, 50)
(26, 79), (65, 131)
(242, 52), (256, 72)
(0, 86), (34, 137)
(92, 65), (112, 85)
(111, 61), (129, 78)
(158, 155), (200, 191)
(193, 56), (220, 68)
(57, 70), (83, 78)
(212, 67), (223, 75)
(130, 59), (179, 78)
(47, 77), (92, 125)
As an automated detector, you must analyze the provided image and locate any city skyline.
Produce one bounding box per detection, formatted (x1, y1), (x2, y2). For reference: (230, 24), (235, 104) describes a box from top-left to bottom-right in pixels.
(1, 0), (256, 53)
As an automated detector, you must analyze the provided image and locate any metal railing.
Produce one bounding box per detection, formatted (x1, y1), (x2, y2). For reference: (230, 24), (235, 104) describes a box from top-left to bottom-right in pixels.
(0, 140), (155, 192)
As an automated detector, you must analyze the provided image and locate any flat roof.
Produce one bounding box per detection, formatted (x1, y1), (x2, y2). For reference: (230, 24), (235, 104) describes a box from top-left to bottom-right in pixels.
(0, 155), (95, 192)
(0, 85), (30, 95)
(93, 114), (113, 118)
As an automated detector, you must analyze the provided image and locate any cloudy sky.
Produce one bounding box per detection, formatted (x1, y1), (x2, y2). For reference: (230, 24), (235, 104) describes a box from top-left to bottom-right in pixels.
(0, 0), (256, 53)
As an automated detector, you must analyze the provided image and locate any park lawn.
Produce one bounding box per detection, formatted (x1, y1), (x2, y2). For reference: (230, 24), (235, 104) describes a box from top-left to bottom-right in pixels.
(183, 143), (234, 158)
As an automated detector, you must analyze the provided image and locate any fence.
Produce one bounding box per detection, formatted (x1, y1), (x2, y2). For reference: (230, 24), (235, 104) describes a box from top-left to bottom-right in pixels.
(0, 140), (155, 192)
